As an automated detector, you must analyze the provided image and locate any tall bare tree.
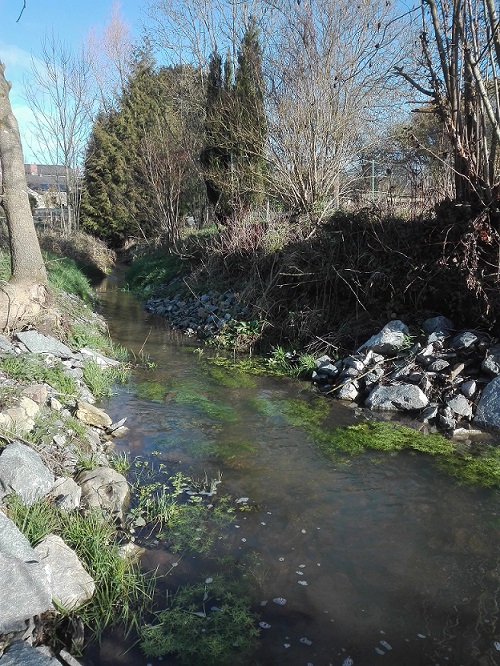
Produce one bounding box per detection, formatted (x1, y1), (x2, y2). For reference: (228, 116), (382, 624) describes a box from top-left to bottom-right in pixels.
(396, 0), (500, 205)
(265, 0), (407, 224)
(23, 32), (96, 234)
(85, 2), (134, 112)
(0, 62), (49, 330)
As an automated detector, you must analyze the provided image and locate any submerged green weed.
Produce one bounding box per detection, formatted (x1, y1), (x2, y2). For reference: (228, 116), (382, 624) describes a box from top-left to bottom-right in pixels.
(174, 388), (239, 423)
(140, 574), (259, 665)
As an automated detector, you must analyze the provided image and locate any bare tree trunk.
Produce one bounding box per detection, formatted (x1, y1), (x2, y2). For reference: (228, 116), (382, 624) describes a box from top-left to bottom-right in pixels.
(0, 62), (49, 330)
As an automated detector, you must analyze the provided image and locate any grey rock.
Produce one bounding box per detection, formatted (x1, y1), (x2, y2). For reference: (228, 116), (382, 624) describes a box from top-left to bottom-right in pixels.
(446, 394), (473, 418)
(422, 316), (454, 336)
(15, 331), (74, 358)
(427, 359), (450, 372)
(482, 344), (500, 375)
(77, 466), (129, 521)
(49, 477), (81, 511)
(0, 335), (15, 353)
(439, 413), (456, 430)
(79, 347), (121, 367)
(343, 357), (365, 372)
(461, 380), (477, 398)
(450, 331), (479, 350)
(34, 534), (95, 610)
(365, 384), (428, 411)
(0, 549), (53, 633)
(21, 384), (48, 405)
(0, 641), (60, 665)
(419, 404), (439, 423)
(358, 320), (410, 355)
(474, 376), (500, 429)
(335, 381), (359, 401)
(0, 442), (54, 505)
(364, 366), (385, 386)
(0, 510), (34, 561)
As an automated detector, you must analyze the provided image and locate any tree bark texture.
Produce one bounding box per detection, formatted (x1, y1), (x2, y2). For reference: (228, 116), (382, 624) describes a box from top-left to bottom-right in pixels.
(0, 61), (47, 285)
(0, 61), (49, 330)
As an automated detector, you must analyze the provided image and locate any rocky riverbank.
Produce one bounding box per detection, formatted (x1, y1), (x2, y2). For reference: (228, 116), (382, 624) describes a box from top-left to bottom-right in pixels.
(0, 330), (131, 666)
(144, 289), (500, 438)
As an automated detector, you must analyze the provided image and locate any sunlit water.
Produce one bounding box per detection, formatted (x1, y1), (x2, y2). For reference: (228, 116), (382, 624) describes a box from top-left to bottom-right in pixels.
(85, 274), (500, 666)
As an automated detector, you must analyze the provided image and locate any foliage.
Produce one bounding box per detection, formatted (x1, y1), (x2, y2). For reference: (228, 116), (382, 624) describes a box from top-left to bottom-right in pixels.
(43, 251), (94, 303)
(82, 359), (129, 399)
(140, 574), (259, 665)
(267, 346), (316, 378)
(0, 354), (78, 397)
(5, 498), (154, 642)
(124, 250), (184, 296)
(67, 323), (128, 360)
(59, 510), (155, 639)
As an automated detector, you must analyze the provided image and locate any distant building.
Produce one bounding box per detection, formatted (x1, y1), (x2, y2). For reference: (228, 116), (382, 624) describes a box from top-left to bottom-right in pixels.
(24, 164), (69, 209)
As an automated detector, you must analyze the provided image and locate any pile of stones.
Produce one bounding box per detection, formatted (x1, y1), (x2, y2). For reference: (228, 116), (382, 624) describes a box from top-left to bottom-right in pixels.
(0, 330), (131, 666)
(144, 289), (249, 336)
(312, 316), (500, 435)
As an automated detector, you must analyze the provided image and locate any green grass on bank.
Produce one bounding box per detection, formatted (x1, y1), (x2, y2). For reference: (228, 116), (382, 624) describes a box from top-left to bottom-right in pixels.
(124, 251), (185, 298)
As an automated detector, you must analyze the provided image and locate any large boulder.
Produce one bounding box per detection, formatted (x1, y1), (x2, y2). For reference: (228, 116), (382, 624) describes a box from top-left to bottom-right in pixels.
(15, 330), (74, 358)
(0, 512), (53, 633)
(357, 320), (410, 355)
(77, 466), (129, 521)
(365, 384), (429, 411)
(34, 534), (95, 611)
(0, 641), (60, 665)
(474, 376), (500, 430)
(0, 442), (54, 505)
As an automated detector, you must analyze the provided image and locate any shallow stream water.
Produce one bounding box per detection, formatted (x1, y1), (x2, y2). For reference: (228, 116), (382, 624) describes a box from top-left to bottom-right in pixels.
(86, 274), (500, 666)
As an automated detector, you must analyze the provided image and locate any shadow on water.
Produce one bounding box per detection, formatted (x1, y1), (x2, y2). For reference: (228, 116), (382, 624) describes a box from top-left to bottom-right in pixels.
(85, 274), (500, 666)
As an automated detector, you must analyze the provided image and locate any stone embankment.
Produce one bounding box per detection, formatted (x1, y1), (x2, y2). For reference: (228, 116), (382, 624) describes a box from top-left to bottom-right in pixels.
(145, 289), (249, 337)
(144, 291), (500, 436)
(312, 316), (500, 436)
(0, 331), (130, 666)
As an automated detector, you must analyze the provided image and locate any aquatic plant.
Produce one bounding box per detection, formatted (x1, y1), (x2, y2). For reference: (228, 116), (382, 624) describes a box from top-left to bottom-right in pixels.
(140, 574), (259, 665)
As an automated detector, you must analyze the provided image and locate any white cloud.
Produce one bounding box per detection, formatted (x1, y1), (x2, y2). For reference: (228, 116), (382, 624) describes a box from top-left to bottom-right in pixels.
(0, 41), (33, 71)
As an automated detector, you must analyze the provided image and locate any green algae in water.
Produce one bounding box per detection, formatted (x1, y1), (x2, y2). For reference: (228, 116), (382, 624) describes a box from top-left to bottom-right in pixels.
(281, 397), (331, 427)
(199, 358), (257, 389)
(140, 574), (259, 665)
(316, 421), (500, 488)
(135, 380), (169, 402)
(174, 389), (239, 423)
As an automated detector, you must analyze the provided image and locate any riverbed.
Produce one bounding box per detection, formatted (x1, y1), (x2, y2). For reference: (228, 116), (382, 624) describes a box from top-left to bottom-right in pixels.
(88, 273), (500, 666)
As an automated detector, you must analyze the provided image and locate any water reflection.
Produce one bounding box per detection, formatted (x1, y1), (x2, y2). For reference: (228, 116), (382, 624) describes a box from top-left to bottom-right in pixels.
(94, 276), (500, 666)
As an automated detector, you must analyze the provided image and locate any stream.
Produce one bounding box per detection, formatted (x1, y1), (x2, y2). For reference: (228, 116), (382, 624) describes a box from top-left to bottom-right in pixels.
(87, 273), (500, 666)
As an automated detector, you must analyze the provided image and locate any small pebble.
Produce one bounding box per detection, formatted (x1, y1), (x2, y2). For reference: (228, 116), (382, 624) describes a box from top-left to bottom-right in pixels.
(296, 570), (304, 575)
(298, 580), (309, 586)
(273, 597), (287, 605)
(259, 622), (271, 629)
(205, 577), (213, 584)
(301, 529), (307, 533)
(284, 643), (290, 648)
(300, 637), (312, 645)
(279, 557), (285, 561)
(241, 538), (247, 542)
(261, 522), (266, 525)
(380, 641), (392, 650)
(299, 564), (306, 568)
(494, 641), (500, 651)
(342, 659), (354, 666)
(417, 634), (427, 639)
(375, 647), (385, 655)
(260, 600), (268, 606)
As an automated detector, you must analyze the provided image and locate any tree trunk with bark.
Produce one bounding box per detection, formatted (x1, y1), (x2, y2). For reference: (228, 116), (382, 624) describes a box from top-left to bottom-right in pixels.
(0, 61), (50, 330)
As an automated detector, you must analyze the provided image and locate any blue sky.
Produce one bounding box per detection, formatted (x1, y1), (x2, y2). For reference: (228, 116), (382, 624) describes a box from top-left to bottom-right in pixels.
(0, 0), (148, 161)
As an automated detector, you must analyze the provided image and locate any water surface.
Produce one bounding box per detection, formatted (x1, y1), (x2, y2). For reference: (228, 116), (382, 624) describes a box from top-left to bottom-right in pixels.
(90, 275), (500, 666)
